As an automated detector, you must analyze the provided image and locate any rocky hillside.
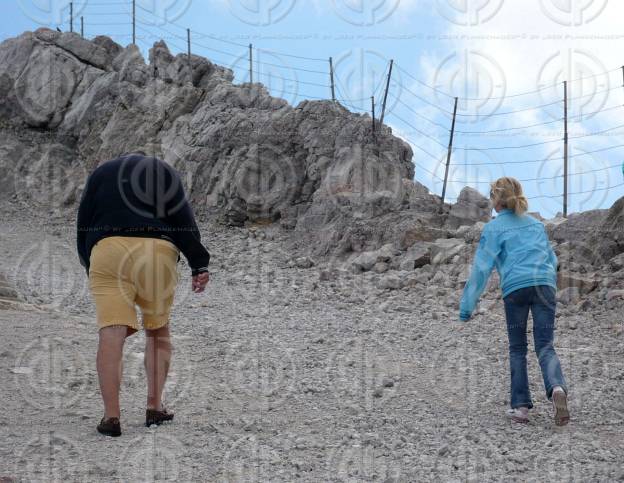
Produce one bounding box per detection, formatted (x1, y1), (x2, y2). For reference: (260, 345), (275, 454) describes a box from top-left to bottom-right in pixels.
(0, 30), (409, 221)
(1, 28), (623, 314)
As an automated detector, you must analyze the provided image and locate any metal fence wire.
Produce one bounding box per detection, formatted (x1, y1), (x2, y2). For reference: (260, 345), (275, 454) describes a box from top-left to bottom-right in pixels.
(48, 1), (624, 215)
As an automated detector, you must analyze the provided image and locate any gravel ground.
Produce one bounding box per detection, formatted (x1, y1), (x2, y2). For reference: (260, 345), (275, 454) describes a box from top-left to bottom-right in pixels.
(0, 206), (623, 482)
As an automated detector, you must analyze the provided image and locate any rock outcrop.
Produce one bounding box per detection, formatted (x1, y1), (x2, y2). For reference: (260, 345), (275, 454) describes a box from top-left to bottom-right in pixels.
(0, 29), (435, 235)
(0, 28), (489, 258)
(589, 196), (624, 260)
(445, 187), (491, 229)
(1, 27), (623, 296)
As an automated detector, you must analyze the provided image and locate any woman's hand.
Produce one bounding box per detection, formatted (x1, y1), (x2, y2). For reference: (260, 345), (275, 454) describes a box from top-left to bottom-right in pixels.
(192, 272), (210, 293)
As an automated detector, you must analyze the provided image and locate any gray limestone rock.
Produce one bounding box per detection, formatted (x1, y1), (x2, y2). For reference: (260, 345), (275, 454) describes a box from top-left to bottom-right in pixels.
(609, 253), (624, 272)
(557, 271), (599, 295)
(397, 245), (431, 271)
(557, 287), (581, 305)
(377, 274), (402, 290)
(446, 187), (491, 230)
(430, 238), (466, 265)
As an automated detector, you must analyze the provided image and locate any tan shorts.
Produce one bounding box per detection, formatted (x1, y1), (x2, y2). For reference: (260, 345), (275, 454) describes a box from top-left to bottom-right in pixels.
(89, 236), (180, 331)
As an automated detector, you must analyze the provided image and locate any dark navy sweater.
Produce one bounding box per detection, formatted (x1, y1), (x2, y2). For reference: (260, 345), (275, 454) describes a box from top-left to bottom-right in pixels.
(76, 154), (210, 275)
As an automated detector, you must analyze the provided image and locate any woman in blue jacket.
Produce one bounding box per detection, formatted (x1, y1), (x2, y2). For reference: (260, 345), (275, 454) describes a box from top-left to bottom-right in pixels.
(459, 177), (569, 426)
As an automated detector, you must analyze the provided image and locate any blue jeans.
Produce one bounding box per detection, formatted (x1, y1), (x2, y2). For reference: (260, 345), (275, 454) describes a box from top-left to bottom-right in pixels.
(503, 285), (567, 409)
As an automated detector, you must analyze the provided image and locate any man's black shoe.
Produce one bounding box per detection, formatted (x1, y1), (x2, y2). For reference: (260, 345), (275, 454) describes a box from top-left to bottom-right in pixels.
(146, 408), (174, 427)
(97, 417), (121, 437)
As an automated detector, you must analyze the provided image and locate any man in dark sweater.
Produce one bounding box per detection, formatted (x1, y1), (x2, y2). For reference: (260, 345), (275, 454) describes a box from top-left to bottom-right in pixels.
(77, 152), (210, 437)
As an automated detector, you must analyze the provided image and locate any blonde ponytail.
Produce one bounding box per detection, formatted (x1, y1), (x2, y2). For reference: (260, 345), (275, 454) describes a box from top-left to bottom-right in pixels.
(489, 177), (528, 215)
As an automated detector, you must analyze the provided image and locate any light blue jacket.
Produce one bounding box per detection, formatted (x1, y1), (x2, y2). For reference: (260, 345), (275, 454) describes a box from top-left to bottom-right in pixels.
(459, 209), (558, 320)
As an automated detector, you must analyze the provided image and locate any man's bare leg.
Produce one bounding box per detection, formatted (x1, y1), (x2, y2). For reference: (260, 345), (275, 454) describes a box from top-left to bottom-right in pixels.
(96, 326), (130, 419)
(145, 324), (172, 411)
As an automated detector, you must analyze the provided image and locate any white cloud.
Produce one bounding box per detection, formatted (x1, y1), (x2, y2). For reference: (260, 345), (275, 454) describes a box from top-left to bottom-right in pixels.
(392, 1), (624, 214)
(309, 0), (421, 23)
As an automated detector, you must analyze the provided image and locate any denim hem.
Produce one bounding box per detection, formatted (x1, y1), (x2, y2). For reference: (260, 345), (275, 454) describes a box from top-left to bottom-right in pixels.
(511, 401), (534, 410)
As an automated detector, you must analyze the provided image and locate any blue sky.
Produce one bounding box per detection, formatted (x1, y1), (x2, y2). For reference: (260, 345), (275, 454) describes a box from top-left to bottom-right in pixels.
(2, 0), (624, 218)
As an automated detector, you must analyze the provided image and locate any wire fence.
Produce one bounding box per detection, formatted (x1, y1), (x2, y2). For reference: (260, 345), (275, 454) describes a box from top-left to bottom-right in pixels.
(43, 1), (624, 215)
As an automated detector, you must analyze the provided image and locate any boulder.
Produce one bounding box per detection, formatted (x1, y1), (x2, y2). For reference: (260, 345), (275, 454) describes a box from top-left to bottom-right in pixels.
(455, 221), (485, 244)
(548, 199), (624, 265)
(92, 35), (123, 59)
(589, 196), (624, 260)
(294, 257), (314, 269)
(557, 271), (599, 294)
(0, 271), (37, 311)
(53, 32), (112, 71)
(548, 209), (607, 244)
(445, 187), (491, 230)
(376, 243), (397, 261)
(557, 287), (581, 305)
(399, 221), (448, 249)
(377, 274), (402, 290)
(397, 245), (431, 271)
(609, 253), (624, 272)
(544, 215), (568, 242)
(430, 238), (465, 265)
(606, 289), (624, 302)
(13, 42), (85, 127)
(431, 271), (447, 285)
(112, 44), (150, 85)
(351, 244), (396, 272)
(352, 251), (380, 272)
(372, 262), (389, 274)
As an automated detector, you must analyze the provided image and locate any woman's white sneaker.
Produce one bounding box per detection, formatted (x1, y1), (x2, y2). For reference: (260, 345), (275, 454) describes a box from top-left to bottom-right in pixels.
(506, 407), (529, 424)
(552, 386), (570, 426)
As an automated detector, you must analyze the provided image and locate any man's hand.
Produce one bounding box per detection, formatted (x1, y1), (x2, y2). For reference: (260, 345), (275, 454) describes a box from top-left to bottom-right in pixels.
(192, 272), (209, 293)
